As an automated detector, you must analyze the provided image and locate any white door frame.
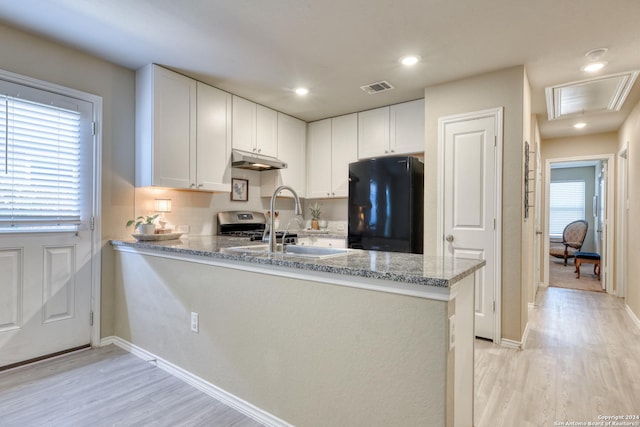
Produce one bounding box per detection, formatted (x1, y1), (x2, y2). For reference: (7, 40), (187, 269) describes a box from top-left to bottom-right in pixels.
(0, 68), (102, 349)
(437, 107), (503, 344)
(617, 143), (629, 298)
(543, 154), (615, 293)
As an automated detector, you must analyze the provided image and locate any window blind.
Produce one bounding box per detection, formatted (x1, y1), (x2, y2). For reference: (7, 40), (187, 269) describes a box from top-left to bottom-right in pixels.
(0, 94), (82, 227)
(549, 180), (585, 236)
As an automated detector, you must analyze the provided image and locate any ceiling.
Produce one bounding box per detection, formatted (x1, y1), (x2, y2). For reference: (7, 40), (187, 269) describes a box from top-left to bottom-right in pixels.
(1, 0), (639, 139)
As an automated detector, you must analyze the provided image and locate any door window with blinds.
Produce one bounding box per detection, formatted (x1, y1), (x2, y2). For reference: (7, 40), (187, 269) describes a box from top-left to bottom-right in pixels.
(549, 180), (586, 237)
(0, 79), (93, 231)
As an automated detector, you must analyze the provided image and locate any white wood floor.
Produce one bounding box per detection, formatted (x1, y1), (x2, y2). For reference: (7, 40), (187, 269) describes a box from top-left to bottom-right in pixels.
(0, 345), (264, 427)
(475, 286), (640, 427)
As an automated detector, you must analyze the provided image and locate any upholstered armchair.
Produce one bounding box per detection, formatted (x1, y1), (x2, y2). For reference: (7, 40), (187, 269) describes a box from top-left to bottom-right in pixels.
(549, 220), (588, 266)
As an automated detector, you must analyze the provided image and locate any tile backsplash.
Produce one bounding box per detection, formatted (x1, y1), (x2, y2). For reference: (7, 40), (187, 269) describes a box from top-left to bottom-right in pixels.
(132, 171), (348, 236)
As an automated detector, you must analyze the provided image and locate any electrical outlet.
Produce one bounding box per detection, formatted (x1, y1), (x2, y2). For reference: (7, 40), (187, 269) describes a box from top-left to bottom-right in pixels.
(449, 314), (455, 350)
(190, 312), (199, 333)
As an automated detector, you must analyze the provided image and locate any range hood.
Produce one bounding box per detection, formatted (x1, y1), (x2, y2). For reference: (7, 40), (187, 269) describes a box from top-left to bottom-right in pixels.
(232, 149), (287, 171)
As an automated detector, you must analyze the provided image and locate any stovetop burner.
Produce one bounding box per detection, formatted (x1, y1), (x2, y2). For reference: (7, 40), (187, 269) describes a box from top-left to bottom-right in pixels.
(217, 211), (297, 244)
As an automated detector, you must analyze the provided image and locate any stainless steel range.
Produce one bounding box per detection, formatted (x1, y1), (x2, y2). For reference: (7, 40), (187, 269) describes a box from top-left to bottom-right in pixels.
(217, 211), (297, 244)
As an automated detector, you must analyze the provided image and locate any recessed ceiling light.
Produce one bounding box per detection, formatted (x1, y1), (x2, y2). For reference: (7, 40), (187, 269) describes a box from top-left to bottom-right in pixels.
(400, 55), (421, 66)
(582, 62), (607, 73)
(574, 122), (587, 129)
(295, 87), (309, 96)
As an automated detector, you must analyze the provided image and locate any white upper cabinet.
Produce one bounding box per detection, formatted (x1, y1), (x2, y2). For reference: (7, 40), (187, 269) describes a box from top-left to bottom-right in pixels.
(307, 113), (358, 198)
(390, 99), (425, 155)
(357, 107), (389, 159)
(330, 113), (358, 197)
(196, 82), (232, 192)
(136, 64), (231, 191)
(136, 64), (196, 189)
(306, 119), (332, 198)
(261, 113), (306, 198)
(256, 104), (278, 157)
(232, 95), (278, 158)
(357, 99), (424, 159)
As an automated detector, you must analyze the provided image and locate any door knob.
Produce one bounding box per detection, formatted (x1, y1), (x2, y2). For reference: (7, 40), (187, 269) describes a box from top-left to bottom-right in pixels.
(445, 234), (454, 242)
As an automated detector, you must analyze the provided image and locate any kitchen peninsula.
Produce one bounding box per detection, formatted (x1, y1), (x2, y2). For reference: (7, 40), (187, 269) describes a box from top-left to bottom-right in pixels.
(110, 236), (484, 427)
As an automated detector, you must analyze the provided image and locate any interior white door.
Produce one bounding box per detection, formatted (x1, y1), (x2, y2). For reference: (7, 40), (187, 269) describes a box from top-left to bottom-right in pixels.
(443, 114), (497, 340)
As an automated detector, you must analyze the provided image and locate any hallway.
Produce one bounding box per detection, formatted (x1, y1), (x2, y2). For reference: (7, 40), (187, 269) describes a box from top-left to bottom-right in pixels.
(475, 286), (640, 426)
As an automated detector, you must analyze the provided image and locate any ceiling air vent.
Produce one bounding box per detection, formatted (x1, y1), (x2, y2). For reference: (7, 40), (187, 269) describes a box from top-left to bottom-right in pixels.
(360, 80), (394, 95)
(545, 71), (639, 120)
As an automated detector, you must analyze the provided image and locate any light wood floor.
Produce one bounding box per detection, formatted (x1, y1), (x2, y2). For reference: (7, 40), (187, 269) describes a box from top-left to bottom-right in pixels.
(475, 286), (640, 426)
(3, 287), (639, 426)
(0, 345), (264, 427)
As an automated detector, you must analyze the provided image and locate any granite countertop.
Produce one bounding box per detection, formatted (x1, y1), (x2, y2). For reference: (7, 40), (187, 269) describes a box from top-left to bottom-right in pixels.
(110, 235), (485, 288)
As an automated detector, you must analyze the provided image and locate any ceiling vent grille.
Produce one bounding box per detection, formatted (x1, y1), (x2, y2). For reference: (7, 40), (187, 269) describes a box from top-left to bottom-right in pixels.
(545, 71), (639, 120)
(360, 80), (394, 94)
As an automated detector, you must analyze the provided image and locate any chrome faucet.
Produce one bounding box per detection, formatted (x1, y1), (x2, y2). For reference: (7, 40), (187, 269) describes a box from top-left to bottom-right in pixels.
(268, 185), (302, 254)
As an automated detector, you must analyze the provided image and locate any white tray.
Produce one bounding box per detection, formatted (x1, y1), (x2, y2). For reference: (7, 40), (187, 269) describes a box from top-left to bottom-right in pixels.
(132, 232), (183, 241)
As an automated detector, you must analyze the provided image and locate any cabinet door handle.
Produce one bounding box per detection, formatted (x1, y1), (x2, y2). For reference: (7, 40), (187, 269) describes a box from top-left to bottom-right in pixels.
(445, 234), (454, 242)
(190, 183), (196, 188)
(197, 184), (203, 188)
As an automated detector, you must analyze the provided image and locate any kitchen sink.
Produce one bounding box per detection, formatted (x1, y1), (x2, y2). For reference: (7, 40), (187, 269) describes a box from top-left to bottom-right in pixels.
(222, 244), (271, 255)
(223, 244), (349, 259)
(283, 245), (349, 258)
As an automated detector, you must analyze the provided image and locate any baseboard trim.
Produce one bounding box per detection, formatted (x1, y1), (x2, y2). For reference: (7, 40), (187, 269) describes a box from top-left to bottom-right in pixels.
(625, 305), (640, 331)
(500, 322), (529, 350)
(100, 336), (292, 427)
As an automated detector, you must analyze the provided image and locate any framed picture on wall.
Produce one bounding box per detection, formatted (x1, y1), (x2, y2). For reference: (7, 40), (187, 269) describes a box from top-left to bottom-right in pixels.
(231, 178), (249, 201)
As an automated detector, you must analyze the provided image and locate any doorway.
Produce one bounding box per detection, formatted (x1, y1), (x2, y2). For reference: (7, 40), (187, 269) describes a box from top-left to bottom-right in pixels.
(438, 108), (502, 342)
(543, 155), (615, 293)
(0, 70), (102, 369)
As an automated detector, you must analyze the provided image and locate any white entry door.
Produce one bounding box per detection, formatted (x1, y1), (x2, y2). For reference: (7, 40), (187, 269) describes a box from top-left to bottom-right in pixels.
(440, 110), (499, 340)
(0, 78), (95, 368)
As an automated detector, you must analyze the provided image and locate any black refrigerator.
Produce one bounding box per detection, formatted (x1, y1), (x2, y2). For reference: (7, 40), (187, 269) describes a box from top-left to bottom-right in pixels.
(348, 156), (424, 254)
